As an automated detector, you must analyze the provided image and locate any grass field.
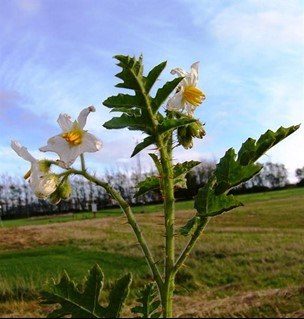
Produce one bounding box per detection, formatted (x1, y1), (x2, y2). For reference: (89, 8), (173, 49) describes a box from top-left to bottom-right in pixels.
(0, 188), (303, 317)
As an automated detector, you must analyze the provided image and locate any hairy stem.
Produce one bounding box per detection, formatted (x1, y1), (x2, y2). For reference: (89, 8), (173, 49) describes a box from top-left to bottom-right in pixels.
(157, 134), (175, 318)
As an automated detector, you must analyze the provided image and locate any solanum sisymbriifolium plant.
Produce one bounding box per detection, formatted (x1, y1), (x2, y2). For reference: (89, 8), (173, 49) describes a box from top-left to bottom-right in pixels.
(11, 55), (300, 318)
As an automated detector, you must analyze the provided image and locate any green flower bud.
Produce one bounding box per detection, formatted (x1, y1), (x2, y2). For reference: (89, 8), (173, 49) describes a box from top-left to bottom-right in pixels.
(39, 160), (52, 173)
(177, 126), (193, 149)
(58, 179), (72, 199)
(48, 178), (72, 204)
(188, 121), (206, 139)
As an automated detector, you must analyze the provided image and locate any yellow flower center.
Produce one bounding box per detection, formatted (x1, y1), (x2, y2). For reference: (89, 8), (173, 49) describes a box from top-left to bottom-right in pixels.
(62, 128), (83, 146)
(183, 86), (205, 106)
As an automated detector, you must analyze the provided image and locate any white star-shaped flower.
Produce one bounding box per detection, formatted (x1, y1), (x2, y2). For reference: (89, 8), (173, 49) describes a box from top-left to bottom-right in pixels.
(167, 62), (206, 116)
(40, 106), (102, 166)
(11, 141), (58, 199)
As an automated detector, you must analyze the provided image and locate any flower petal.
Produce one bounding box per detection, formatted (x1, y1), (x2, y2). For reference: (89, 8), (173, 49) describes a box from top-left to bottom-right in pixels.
(190, 61), (199, 86)
(77, 106), (96, 129)
(79, 132), (102, 154)
(40, 135), (78, 165)
(57, 114), (73, 132)
(11, 141), (36, 163)
(167, 91), (184, 112)
(31, 174), (57, 198)
(170, 67), (187, 77)
(185, 102), (197, 116)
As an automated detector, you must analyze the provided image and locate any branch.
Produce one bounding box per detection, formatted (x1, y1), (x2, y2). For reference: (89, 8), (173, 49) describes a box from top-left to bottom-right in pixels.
(173, 217), (209, 274)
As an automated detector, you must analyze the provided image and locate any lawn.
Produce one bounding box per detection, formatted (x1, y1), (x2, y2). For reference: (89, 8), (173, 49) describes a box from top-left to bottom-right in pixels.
(0, 188), (303, 317)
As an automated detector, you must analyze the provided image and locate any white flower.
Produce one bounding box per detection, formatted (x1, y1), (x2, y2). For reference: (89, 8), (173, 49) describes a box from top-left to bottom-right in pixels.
(167, 62), (205, 115)
(39, 106), (102, 166)
(11, 141), (58, 199)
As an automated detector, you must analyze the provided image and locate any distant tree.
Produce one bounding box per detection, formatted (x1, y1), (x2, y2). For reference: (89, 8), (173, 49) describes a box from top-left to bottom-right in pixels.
(295, 167), (304, 186)
(244, 162), (288, 189)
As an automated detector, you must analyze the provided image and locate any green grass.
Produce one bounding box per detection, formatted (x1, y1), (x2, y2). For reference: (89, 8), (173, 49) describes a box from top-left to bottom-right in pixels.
(0, 246), (148, 299)
(0, 187), (303, 317)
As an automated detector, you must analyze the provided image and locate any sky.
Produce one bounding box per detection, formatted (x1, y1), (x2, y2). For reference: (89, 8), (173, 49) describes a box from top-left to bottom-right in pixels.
(0, 0), (303, 182)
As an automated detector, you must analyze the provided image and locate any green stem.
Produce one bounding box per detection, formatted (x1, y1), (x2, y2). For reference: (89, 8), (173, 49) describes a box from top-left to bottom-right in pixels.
(157, 134), (175, 318)
(174, 217), (209, 274)
(80, 154), (86, 171)
(68, 169), (163, 290)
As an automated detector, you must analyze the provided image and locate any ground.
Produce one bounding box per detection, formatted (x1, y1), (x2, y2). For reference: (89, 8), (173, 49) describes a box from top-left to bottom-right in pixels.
(0, 188), (303, 318)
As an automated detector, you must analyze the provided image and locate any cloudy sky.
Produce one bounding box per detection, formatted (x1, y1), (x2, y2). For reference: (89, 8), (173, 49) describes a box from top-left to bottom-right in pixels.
(0, 0), (303, 181)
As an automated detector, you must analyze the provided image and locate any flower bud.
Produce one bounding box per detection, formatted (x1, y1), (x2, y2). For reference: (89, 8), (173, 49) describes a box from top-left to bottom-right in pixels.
(39, 160), (52, 173)
(58, 179), (72, 200)
(177, 126), (193, 149)
(188, 120), (205, 139)
(34, 174), (59, 199)
(49, 178), (72, 204)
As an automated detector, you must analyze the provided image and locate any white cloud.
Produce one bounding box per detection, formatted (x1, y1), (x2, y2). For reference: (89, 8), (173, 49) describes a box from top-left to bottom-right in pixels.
(211, 3), (304, 49)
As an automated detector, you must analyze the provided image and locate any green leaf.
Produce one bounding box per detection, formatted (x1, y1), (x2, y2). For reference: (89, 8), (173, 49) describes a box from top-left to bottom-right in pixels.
(158, 117), (197, 134)
(103, 114), (146, 131)
(104, 55), (159, 141)
(131, 283), (161, 318)
(180, 216), (201, 236)
(153, 77), (183, 112)
(41, 264), (132, 318)
(131, 136), (156, 157)
(215, 148), (262, 194)
(114, 55), (144, 91)
(173, 161), (201, 179)
(238, 125), (300, 165)
(103, 94), (144, 109)
(194, 181), (243, 217)
(106, 273), (132, 318)
(135, 176), (160, 197)
(145, 61), (167, 93)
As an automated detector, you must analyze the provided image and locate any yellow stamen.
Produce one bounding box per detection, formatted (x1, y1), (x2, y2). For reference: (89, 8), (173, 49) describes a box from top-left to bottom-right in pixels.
(62, 128), (83, 146)
(24, 169), (31, 180)
(183, 86), (205, 106)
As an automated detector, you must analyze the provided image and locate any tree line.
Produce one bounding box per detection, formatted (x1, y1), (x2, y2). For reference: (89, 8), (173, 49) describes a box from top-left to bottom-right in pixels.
(0, 161), (303, 220)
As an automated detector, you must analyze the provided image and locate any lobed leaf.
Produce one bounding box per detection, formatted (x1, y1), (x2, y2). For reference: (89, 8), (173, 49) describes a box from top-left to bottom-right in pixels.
(114, 55), (144, 91)
(106, 273), (133, 318)
(135, 176), (160, 197)
(238, 125), (300, 165)
(131, 283), (161, 318)
(215, 148), (262, 194)
(173, 161), (201, 179)
(41, 264), (132, 318)
(194, 180), (243, 217)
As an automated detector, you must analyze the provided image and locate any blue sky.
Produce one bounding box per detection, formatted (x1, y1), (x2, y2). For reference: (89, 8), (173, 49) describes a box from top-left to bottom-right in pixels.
(0, 0), (303, 181)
